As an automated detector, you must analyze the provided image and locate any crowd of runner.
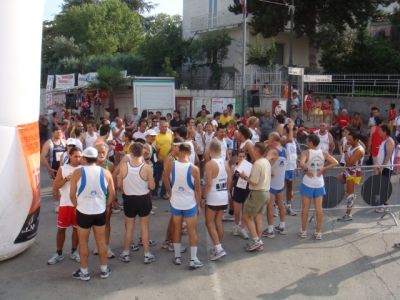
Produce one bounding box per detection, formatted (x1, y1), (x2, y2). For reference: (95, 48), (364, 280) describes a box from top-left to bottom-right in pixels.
(39, 100), (400, 281)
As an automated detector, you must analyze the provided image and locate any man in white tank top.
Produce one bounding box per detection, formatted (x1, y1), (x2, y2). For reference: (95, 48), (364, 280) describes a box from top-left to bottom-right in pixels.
(315, 123), (334, 154)
(205, 125), (229, 162)
(263, 132), (288, 238)
(117, 142), (156, 264)
(83, 121), (98, 149)
(69, 147), (115, 281)
(282, 123), (297, 216)
(163, 143), (203, 269)
(48, 146), (82, 266)
(299, 134), (338, 240)
(337, 130), (365, 222)
(203, 140), (232, 261)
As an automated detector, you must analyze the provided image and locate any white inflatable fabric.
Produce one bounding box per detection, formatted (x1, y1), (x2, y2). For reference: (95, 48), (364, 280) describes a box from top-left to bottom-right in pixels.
(0, 0), (44, 261)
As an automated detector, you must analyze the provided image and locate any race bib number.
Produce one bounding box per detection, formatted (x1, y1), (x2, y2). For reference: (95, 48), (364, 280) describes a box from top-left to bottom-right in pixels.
(236, 178), (247, 189)
(216, 181), (227, 191)
(55, 152), (63, 162)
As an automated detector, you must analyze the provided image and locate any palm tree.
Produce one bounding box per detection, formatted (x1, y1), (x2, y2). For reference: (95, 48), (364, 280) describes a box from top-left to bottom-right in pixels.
(91, 66), (129, 118)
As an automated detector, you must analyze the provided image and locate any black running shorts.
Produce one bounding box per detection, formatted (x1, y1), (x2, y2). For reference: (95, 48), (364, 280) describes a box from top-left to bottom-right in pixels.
(76, 210), (106, 229)
(122, 194), (152, 218)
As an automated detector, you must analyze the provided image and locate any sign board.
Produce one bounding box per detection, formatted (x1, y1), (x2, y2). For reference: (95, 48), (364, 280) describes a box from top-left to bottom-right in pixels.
(193, 97), (212, 116)
(303, 75), (332, 83)
(78, 72), (98, 87)
(288, 67), (304, 76)
(55, 74), (75, 89)
(45, 75), (54, 108)
(211, 98), (236, 115)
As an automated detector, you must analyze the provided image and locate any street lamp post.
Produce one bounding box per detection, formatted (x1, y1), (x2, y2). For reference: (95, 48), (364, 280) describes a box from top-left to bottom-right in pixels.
(241, 0), (247, 117)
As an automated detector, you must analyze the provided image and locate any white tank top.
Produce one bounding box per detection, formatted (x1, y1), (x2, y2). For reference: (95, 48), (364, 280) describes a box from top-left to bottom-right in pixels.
(206, 158), (228, 206)
(270, 147), (287, 190)
(84, 132), (98, 149)
(302, 149), (325, 188)
(77, 166), (108, 215)
(195, 132), (205, 154)
(170, 161), (196, 210)
(377, 138), (395, 170)
(59, 164), (80, 207)
(316, 130), (330, 153)
(123, 162), (149, 196)
(205, 132), (214, 148)
(186, 140), (196, 164)
(249, 128), (260, 143)
(285, 141), (297, 171)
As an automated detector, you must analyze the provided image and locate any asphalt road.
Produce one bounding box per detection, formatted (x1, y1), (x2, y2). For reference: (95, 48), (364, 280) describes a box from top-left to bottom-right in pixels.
(1, 170), (400, 300)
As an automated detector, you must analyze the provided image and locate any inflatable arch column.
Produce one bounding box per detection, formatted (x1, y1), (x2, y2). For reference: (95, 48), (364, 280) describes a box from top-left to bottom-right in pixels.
(0, 0), (45, 260)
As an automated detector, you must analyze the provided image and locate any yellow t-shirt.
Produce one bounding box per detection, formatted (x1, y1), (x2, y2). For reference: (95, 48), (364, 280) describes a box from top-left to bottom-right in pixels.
(155, 132), (173, 161)
(219, 115), (233, 126)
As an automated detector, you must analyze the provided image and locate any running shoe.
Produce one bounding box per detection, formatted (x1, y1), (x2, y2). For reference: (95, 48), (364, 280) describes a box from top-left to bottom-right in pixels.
(274, 225), (287, 235)
(107, 248), (115, 259)
(245, 240), (262, 252)
(337, 214), (352, 222)
(119, 253), (130, 263)
(286, 205), (297, 216)
(72, 269), (90, 281)
(298, 230), (307, 239)
(161, 240), (171, 250)
(375, 206), (391, 213)
(256, 240), (265, 251)
(273, 205), (279, 217)
(262, 229), (275, 238)
(131, 243), (140, 252)
(138, 239), (157, 247)
(144, 253), (156, 264)
(47, 253), (64, 265)
(240, 227), (249, 239)
(314, 232), (322, 240)
(100, 267), (111, 279)
(70, 251), (80, 263)
(232, 224), (240, 236)
(189, 259), (203, 269)
(209, 248), (227, 261)
(222, 212), (234, 222)
(173, 257), (182, 265)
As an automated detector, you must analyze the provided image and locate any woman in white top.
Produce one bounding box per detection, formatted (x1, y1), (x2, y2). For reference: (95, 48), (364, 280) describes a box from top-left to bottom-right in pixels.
(299, 134), (338, 240)
(339, 127), (350, 166)
(203, 140), (232, 261)
(247, 116), (261, 144)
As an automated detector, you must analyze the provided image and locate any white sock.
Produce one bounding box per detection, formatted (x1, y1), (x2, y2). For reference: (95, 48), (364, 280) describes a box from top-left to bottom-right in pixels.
(280, 222), (286, 228)
(173, 243), (181, 258)
(100, 265), (108, 272)
(144, 251), (151, 257)
(286, 202), (291, 207)
(253, 237), (260, 242)
(122, 250), (129, 256)
(215, 244), (223, 251)
(80, 267), (88, 274)
(190, 246), (198, 261)
(268, 225), (274, 232)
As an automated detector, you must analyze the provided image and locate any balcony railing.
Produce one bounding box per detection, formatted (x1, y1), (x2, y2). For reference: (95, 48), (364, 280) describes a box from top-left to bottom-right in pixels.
(190, 11), (243, 33)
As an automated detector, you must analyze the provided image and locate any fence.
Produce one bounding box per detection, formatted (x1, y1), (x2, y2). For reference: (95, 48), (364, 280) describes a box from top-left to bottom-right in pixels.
(304, 74), (400, 98)
(289, 164), (400, 225)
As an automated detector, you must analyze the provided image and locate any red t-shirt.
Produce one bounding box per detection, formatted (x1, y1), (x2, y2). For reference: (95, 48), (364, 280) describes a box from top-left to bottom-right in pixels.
(389, 109), (396, 121)
(337, 116), (350, 128)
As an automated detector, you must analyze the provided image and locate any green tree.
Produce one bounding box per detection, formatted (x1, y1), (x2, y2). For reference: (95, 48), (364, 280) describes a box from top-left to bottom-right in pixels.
(247, 37), (276, 68)
(84, 53), (145, 74)
(91, 66), (129, 117)
(229, 0), (395, 68)
(139, 14), (187, 76)
(189, 30), (232, 88)
(55, 0), (143, 55)
(62, 0), (154, 13)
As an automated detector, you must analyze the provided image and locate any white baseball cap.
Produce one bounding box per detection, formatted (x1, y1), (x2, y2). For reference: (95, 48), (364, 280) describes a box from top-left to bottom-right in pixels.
(82, 147), (98, 158)
(145, 129), (157, 136)
(66, 138), (77, 146)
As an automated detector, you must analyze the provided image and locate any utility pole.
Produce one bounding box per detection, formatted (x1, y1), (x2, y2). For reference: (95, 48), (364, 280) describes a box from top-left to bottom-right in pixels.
(241, 0), (247, 117)
(287, 0), (295, 117)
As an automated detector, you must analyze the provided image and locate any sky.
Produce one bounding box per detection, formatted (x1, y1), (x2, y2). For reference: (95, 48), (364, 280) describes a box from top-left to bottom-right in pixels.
(43, 0), (183, 20)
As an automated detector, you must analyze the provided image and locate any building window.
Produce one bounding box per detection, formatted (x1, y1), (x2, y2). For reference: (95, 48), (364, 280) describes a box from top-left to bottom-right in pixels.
(208, 0), (218, 28)
(274, 43), (284, 65)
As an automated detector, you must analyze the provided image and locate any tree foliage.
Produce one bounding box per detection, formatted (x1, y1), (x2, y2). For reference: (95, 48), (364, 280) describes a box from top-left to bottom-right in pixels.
(247, 37), (276, 68)
(83, 53), (144, 74)
(228, 1), (395, 70)
(62, 0), (154, 13)
(139, 14), (187, 76)
(55, 0), (143, 55)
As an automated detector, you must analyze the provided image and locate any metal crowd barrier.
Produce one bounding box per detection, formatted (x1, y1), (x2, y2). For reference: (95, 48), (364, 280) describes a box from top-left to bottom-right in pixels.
(289, 164), (400, 225)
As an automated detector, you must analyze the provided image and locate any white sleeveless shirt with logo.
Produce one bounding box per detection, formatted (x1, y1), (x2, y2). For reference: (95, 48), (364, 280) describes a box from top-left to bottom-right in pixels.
(316, 130), (330, 153)
(170, 161), (196, 210)
(270, 147), (287, 190)
(206, 157), (228, 206)
(77, 166), (108, 215)
(302, 149), (325, 188)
